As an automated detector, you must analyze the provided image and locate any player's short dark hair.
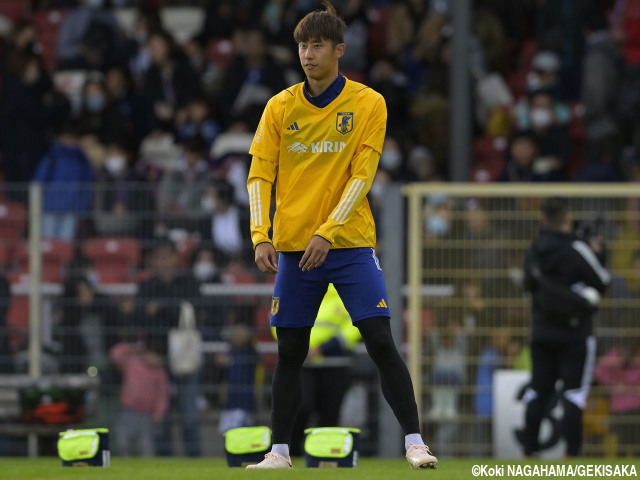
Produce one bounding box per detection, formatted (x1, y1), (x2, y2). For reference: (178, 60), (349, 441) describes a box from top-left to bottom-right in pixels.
(541, 196), (570, 229)
(293, 1), (346, 47)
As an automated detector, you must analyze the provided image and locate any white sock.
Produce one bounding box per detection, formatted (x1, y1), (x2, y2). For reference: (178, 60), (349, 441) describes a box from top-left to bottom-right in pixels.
(271, 443), (289, 458)
(405, 433), (425, 451)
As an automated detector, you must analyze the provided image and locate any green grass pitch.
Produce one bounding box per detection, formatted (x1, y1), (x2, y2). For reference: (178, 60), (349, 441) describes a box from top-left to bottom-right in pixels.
(3, 458), (640, 480)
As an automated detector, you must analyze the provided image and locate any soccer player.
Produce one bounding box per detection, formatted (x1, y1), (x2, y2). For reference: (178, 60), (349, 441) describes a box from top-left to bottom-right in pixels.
(245, 1), (437, 470)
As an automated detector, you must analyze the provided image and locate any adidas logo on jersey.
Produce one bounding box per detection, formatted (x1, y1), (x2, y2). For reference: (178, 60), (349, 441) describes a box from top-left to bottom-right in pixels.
(377, 299), (388, 308)
(286, 122), (300, 131)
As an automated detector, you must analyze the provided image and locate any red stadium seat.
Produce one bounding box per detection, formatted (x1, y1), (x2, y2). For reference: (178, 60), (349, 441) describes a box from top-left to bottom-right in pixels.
(0, 0), (27, 21)
(254, 305), (273, 342)
(206, 38), (235, 71)
(470, 136), (507, 182)
(506, 39), (538, 99)
(367, 6), (390, 61)
(0, 242), (12, 270)
(0, 200), (27, 242)
(221, 268), (258, 305)
(13, 239), (74, 283)
(175, 235), (200, 269)
(6, 295), (29, 350)
(82, 237), (141, 284)
(341, 69), (367, 83)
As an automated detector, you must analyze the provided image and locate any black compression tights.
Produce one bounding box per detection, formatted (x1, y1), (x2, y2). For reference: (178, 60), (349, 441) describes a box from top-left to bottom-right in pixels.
(271, 317), (420, 445)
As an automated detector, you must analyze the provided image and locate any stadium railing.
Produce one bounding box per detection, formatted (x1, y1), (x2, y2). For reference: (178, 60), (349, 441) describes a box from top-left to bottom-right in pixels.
(2, 182), (639, 458)
(404, 183), (640, 458)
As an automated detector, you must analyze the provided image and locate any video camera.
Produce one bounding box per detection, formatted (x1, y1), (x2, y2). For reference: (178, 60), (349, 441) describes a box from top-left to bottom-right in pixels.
(573, 212), (605, 242)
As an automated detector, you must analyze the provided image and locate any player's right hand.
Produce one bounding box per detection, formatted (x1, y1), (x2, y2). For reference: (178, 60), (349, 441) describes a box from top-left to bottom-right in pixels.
(255, 242), (279, 274)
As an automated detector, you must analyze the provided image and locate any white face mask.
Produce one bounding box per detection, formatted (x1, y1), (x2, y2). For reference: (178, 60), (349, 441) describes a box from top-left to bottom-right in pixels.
(201, 195), (217, 212)
(104, 155), (126, 176)
(426, 214), (449, 237)
(193, 261), (217, 281)
(530, 108), (553, 129)
(86, 270), (100, 287)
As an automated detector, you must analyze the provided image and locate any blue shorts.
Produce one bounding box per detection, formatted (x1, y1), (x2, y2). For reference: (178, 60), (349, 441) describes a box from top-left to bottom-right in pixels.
(270, 247), (391, 327)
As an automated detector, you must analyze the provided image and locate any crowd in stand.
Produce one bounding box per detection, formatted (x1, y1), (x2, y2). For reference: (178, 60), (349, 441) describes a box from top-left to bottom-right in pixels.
(0, 1), (638, 244)
(0, 0), (639, 457)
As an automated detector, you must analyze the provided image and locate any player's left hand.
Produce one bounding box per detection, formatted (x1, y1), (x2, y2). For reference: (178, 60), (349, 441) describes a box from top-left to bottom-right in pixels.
(300, 235), (331, 271)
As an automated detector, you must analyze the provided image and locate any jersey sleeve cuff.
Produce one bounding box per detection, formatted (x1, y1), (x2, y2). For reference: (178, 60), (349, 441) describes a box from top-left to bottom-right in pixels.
(253, 240), (273, 250)
(313, 234), (332, 245)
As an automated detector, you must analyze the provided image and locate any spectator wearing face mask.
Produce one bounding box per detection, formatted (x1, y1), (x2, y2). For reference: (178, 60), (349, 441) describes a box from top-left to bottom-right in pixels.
(526, 51), (562, 97)
(94, 137), (155, 238)
(378, 136), (404, 179)
(190, 245), (229, 342)
(424, 194), (454, 240)
(512, 90), (572, 179)
(77, 76), (134, 146)
(191, 247), (221, 284)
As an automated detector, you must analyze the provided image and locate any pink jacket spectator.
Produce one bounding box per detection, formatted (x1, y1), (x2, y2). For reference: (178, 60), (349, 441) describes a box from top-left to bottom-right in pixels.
(594, 347), (640, 413)
(110, 342), (170, 418)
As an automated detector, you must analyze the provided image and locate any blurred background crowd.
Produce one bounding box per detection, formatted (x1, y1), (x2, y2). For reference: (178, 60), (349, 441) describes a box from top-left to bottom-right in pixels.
(1, 0), (640, 197)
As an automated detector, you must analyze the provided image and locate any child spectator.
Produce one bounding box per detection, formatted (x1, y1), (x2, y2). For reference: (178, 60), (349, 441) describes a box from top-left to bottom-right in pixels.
(218, 318), (259, 434)
(499, 131), (563, 182)
(512, 90), (572, 177)
(175, 96), (220, 150)
(94, 136), (155, 238)
(32, 121), (95, 241)
(110, 341), (170, 457)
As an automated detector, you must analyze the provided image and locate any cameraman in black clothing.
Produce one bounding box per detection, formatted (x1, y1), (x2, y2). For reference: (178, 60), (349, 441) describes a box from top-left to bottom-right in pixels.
(522, 197), (610, 458)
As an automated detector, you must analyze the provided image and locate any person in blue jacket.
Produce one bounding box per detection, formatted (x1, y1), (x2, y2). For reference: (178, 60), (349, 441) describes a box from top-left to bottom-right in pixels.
(32, 121), (95, 241)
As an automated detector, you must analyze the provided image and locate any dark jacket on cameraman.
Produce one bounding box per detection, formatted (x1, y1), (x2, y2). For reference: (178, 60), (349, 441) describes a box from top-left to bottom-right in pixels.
(523, 229), (610, 343)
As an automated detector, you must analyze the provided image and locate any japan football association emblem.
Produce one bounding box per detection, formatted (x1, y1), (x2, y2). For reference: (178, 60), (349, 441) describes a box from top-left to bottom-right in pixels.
(336, 112), (353, 134)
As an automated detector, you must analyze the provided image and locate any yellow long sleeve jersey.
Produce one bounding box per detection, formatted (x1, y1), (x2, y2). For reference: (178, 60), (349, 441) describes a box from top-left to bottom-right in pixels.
(247, 78), (387, 252)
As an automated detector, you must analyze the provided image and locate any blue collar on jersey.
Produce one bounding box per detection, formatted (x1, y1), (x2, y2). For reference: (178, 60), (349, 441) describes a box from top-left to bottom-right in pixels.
(303, 73), (346, 108)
